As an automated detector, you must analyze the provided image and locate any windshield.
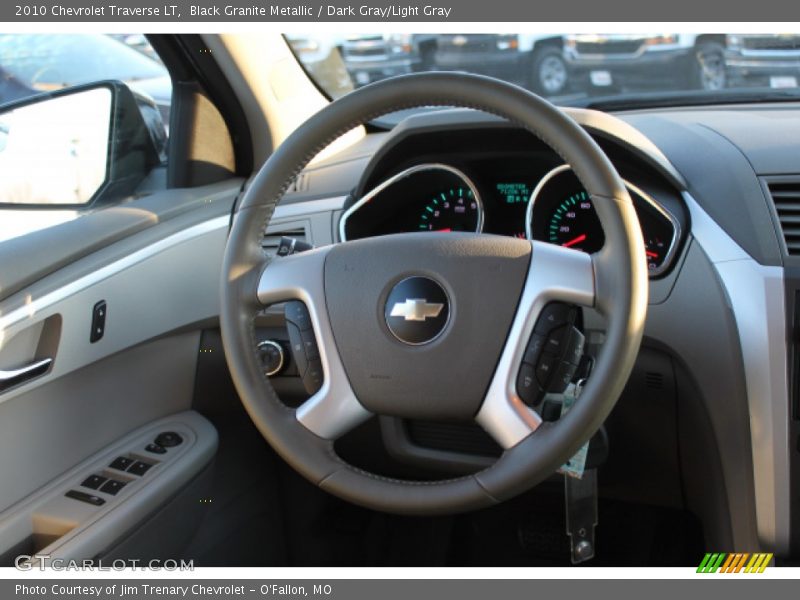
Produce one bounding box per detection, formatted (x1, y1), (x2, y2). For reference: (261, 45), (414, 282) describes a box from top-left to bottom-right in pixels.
(0, 34), (167, 91)
(285, 33), (800, 109)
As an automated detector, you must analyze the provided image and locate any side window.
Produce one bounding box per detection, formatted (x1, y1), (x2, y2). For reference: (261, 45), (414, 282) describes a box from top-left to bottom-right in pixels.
(0, 34), (171, 239)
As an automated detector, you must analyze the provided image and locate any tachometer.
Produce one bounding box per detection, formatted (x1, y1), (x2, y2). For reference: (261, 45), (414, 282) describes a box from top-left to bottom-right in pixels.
(417, 186), (480, 233)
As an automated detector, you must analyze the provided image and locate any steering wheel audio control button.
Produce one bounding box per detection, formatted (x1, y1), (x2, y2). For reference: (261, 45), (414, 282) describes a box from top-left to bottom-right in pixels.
(564, 328), (586, 366)
(544, 325), (569, 354)
(285, 301), (312, 331)
(534, 302), (575, 335)
(522, 334), (546, 366)
(516, 363), (541, 405)
(535, 353), (558, 386)
(286, 322), (309, 376)
(549, 361), (579, 394)
(300, 329), (320, 360)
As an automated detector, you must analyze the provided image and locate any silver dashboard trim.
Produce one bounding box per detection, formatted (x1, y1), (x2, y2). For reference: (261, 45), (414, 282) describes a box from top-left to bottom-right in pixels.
(256, 245), (372, 439)
(684, 190), (790, 554)
(338, 163), (484, 242)
(525, 164), (682, 278)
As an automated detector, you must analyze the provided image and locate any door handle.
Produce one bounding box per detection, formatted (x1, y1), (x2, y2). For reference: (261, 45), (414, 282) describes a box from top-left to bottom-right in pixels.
(0, 358), (53, 392)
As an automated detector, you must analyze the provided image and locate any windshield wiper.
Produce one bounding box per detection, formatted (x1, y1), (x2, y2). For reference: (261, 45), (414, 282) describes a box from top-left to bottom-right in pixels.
(573, 88), (800, 112)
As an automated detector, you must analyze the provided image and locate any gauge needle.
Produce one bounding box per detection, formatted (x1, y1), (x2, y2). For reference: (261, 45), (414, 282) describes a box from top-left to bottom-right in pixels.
(436, 228), (452, 232)
(645, 250), (659, 258)
(562, 233), (586, 248)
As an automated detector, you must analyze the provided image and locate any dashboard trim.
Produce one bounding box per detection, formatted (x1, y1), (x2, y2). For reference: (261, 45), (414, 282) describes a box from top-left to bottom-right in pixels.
(525, 164), (682, 278)
(684, 190), (790, 554)
(338, 163), (484, 242)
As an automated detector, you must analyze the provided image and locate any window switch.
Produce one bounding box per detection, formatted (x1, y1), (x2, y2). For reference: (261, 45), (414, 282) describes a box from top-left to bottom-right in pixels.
(109, 456), (133, 471)
(99, 479), (126, 496)
(127, 461), (153, 476)
(81, 474), (107, 490)
(66, 490), (105, 506)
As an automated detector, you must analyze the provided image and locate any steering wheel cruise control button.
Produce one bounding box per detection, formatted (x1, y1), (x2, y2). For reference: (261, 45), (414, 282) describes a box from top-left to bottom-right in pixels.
(285, 301), (312, 331)
(154, 432), (183, 447)
(286, 322), (309, 376)
(300, 329), (320, 361)
(303, 359), (324, 395)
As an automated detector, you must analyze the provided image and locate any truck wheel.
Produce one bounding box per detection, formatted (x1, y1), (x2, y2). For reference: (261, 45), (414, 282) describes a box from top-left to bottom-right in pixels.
(692, 42), (726, 91)
(530, 48), (568, 96)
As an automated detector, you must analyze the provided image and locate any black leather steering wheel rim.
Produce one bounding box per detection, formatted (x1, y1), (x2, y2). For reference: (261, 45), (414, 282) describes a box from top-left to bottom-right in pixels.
(220, 72), (648, 515)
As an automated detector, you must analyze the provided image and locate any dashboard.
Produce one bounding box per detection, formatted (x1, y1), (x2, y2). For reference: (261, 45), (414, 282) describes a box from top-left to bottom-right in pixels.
(339, 124), (686, 277)
(266, 104), (800, 556)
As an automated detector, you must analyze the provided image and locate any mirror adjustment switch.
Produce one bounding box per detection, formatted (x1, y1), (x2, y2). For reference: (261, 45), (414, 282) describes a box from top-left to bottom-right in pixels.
(90, 300), (107, 343)
(66, 490), (105, 506)
(154, 432), (183, 447)
(145, 443), (167, 454)
(99, 480), (126, 496)
(109, 456), (133, 471)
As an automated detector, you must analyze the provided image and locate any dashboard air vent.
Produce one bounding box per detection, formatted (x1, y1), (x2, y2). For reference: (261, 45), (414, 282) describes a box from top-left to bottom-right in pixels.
(262, 227), (307, 258)
(768, 181), (800, 255)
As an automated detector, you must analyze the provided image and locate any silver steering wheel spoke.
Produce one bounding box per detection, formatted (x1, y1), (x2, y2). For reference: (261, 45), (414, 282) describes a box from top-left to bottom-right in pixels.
(257, 246), (372, 440)
(476, 240), (596, 450)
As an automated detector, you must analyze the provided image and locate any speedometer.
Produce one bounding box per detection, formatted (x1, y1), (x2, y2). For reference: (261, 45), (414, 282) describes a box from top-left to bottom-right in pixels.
(545, 189), (604, 252)
(527, 165), (680, 277)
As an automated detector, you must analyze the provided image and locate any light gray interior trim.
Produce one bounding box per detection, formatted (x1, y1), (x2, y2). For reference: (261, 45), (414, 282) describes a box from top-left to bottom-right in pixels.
(0, 197), (341, 405)
(685, 190), (790, 553)
(0, 410), (217, 563)
(277, 195), (347, 220)
(0, 333), (199, 513)
(476, 241), (596, 448)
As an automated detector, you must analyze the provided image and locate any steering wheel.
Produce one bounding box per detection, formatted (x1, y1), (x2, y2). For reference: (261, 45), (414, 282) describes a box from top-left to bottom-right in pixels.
(220, 72), (648, 515)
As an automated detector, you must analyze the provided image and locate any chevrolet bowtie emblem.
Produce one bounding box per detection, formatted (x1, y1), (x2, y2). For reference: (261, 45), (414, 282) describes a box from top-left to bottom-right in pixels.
(390, 298), (444, 322)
